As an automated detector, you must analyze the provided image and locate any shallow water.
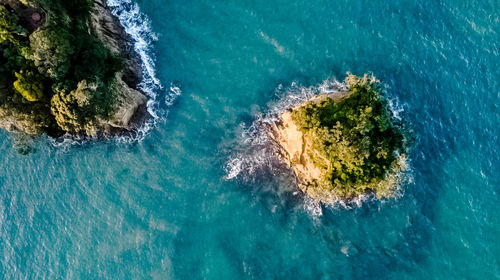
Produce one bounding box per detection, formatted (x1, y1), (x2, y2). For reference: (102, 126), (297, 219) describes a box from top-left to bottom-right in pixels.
(1, 0), (499, 278)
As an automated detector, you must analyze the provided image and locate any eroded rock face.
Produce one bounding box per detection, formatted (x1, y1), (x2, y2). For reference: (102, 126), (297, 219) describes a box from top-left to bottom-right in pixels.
(270, 111), (321, 185)
(0, 0), (149, 137)
(0, 113), (44, 135)
(269, 109), (332, 202)
(101, 73), (147, 132)
(90, 0), (148, 134)
(91, 0), (142, 86)
(268, 79), (408, 203)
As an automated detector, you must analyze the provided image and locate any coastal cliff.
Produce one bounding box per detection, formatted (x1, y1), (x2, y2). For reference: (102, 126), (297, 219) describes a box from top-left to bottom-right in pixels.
(0, 0), (148, 137)
(90, 0), (147, 134)
(268, 75), (407, 203)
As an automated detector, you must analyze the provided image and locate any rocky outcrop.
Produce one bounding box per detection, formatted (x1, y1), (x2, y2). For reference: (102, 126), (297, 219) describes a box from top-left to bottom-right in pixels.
(0, 0), (149, 137)
(0, 112), (44, 134)
(269, 110), (324, 198)
(100, 73), (147, 133)
(267, 82), (408, 203)
(268, 105), (331, 201)
(90, 0), (148, 133)
(91, 0), (142, 86)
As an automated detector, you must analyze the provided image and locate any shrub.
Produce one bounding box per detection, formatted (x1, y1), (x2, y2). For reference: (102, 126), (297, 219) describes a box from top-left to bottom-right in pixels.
(0, 5), (27, 45)
(50, 80), (99, 134)
(13, 71), (44, 101)
(29, 26), (74, 80)
(0, 0), (127, 136)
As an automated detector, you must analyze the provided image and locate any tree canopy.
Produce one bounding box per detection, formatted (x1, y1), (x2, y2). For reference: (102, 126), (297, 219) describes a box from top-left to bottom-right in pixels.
(0, 0), (124, 136)
(13, 70), (44, 101)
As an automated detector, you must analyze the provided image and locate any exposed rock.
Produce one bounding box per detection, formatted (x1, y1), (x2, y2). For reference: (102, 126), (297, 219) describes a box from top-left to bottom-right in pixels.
(91, 0), (142, 87)
(100, 73), (147, 132)
(268, 82), (407, 203)
(268, 92), (355, 202)
(269, 93), (352, 190)
(0, 113), (43, 135)
(269, 110), (324, 198)
(90, 0), (148, 134)
(267, 99), (329, 202)
(0, 0), (150, 138)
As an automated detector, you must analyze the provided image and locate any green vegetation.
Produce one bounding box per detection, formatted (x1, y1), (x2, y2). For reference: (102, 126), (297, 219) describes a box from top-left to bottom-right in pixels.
(13, 71), (43, 101)
(291, 74), (407, 199)
(0, 0), (123, 136)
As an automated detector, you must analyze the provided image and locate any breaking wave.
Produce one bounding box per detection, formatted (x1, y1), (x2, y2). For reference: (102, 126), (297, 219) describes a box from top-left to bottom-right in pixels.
(104, 0), (181, 139)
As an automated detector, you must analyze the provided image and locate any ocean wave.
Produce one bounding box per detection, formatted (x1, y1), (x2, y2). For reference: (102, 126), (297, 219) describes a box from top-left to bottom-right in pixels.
(225, 78), (412, 210)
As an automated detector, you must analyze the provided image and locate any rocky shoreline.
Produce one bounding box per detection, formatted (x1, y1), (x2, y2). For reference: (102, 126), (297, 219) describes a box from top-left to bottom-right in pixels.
(90, 0), (148, 135)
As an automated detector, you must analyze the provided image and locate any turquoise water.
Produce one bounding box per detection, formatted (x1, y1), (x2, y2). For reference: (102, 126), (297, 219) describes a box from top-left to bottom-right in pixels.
(1, 0), (499, 278)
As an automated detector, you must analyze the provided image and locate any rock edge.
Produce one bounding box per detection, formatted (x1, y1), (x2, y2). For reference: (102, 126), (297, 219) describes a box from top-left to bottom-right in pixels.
(90, 0), (148, 136)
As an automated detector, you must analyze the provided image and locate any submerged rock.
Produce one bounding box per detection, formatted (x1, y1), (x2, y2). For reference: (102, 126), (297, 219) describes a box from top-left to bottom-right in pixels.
(268, 74), (408, 203)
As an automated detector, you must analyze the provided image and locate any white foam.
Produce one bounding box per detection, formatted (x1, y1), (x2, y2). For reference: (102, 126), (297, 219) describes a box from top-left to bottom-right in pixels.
(388, 97), (405, 121)
(259, 31), (287, 56)
(304, 196), (323, 217)
(106, 0), (169, 137)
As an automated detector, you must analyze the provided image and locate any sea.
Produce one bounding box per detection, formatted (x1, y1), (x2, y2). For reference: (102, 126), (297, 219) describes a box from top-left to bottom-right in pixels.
(0, 0), (498, 278)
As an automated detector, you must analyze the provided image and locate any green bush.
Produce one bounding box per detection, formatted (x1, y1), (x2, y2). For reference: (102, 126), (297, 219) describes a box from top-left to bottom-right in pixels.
(0, 5), (27, 45)
(19, 0), (39, 7)
(51, 80), (100, 134)
(13, 71), (44, 101)
(29, 27), (74, 80)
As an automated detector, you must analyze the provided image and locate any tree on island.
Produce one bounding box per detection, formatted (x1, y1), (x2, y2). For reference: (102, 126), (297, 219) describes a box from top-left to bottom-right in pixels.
(276, 74), (408, 201)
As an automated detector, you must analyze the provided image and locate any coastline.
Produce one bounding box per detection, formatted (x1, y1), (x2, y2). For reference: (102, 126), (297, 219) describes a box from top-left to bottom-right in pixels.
(0, 0), (162, 140)
(99, 0), (174, 141)
(90, 0), (149, 136)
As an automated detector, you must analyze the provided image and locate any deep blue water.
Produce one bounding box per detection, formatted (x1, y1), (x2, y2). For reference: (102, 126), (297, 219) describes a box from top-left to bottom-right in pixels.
(1, 0), (499, 278)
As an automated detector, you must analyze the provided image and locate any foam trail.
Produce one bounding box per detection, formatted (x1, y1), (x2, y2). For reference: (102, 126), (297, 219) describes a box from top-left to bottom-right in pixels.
(106, 0), (162, 119)
(105, 0), (178, 143)
(225, 78), (345, 180)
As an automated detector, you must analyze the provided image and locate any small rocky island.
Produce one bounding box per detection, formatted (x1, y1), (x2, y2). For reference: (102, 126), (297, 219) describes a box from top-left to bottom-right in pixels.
(269, 74), (407, 203)
(0, 0), (146, 137)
